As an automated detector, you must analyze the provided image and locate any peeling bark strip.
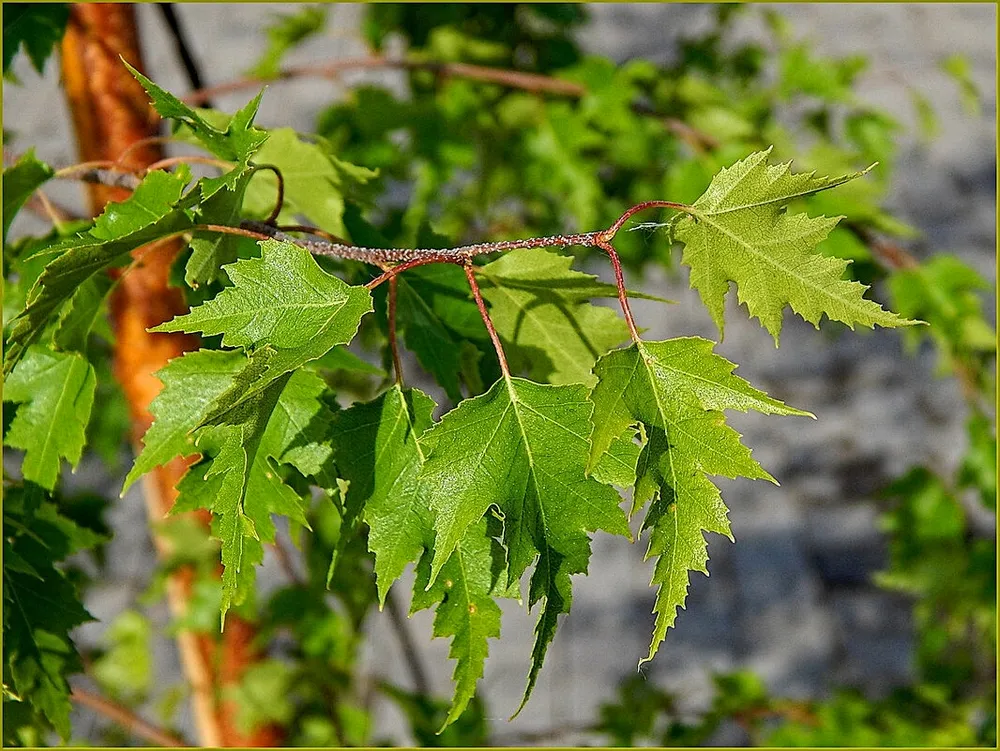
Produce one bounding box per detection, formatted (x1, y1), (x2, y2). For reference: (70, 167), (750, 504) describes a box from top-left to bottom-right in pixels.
(60, 5), (282, 746)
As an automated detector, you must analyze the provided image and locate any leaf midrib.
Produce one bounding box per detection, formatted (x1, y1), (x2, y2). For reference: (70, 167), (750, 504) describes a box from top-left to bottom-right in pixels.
(693, 210), (874, 316)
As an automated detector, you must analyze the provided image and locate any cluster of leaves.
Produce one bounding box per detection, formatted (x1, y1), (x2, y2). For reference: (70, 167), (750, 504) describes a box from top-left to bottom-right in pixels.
(2, 4), (991, 746)
(2, 54), (913, 739)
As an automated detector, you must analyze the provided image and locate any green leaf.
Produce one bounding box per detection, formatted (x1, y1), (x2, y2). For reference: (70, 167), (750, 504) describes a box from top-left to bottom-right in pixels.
(477, 249), (631, 385)
(909, 89), (940, 142)
(91, 611), (152, 703)
(330, 386), (436, 605)
(420, 377), (629, 711)
(127, 350), (327, 623)
(229, 660), (296, 735)
(124, 61), (268, 162)
(52, 275), (113, 353)
(394, 265), (485, 400)
(123, 349), (249, 493)
(153, 239), (372, 422)
(3, 345), (97, 490)
(247, 6), (328, 79)
(941, 54), (981, 116)
(241, 128), (377, 237)
(887, 254), (995, 379)
(4, 168), (193, 373)
(590, 427), (641, 489)
(411, 519), (503, 729)
(3, 149), (54, 242)
(3, 490), (99, 740)
(184, 164), (257, 287)
(185, 372), (313, 624)
(3, 4), (68, 75)
(588, 337), (809, 664)
(674, 148), (910, 343)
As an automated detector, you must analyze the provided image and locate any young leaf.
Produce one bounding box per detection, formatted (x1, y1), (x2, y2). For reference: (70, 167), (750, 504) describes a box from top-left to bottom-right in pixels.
(477, 248), (632, 385)
(153, 239), (373, 421)
(329, 386), (436, 605)
(4, 168), (193, 373)
(3, 149), (54, 242)
(3, 345), (97, 490)
(419, 378), (630, 710)
(411, 519), (503, 729)
(124, 61), (268, 162)
(674, 148), (910, 343)
(588, 337), (810, 664)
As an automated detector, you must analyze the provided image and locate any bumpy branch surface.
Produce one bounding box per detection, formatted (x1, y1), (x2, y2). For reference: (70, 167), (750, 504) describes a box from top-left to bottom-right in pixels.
(243, 199), (690, 269)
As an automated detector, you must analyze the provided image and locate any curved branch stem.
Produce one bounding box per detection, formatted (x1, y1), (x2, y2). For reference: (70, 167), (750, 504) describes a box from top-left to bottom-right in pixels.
(71, 686), (190, 747)
(251, 164), (285, 224)
(181, 56), (587, 106)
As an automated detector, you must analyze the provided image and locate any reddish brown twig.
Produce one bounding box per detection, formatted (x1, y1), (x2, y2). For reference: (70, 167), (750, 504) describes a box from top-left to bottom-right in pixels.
(388, 275), (404, 385)
(465, 262), (510, 378)
(251, 164), (286, 224)
(365, 256), (452, 290)
(598, 240), (642, 343)
(145, 155), (232, 173)
(180, 57), (717, 152)
(182, 57), (586, 106)
(113, 135), (179, 167)
(71, 686), (189, 747)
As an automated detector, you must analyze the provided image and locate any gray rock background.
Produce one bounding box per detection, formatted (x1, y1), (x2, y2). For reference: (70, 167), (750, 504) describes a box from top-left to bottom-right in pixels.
(4, 4), (995, 746)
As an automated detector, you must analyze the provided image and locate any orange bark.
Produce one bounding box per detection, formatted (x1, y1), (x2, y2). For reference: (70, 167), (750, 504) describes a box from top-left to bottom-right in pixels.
(60, 5), (282, 746)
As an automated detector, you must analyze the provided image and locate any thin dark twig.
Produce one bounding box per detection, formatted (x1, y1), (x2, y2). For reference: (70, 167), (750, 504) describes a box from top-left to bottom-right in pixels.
(465, 262), (510, 378)
(252, 164), (285, 224)
(384, 588), (430, 695)
(179, 57), (720, 152)
(388, 275), (404, 385)
(846, 222), (919, 270)
(156, 5), (211, 105)
(70, 686), (190, 747)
